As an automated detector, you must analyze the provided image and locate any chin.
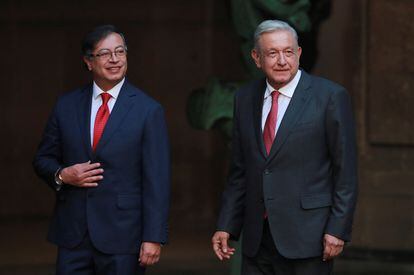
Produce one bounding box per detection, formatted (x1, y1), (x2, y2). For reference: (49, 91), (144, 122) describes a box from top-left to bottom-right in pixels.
(274, 78), (289, 84)
(107, 75), (124, 81)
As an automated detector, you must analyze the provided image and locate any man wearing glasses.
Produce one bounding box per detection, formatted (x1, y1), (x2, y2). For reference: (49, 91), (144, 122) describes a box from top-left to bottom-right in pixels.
(33, 25), (170, 274)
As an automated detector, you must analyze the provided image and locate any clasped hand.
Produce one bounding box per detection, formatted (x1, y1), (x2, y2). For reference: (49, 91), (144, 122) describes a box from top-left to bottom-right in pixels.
(139, 242), (162, 266)
(59, 161), (103, 187)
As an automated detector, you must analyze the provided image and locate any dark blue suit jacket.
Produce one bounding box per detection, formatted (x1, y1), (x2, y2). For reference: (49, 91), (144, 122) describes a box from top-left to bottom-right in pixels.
(217, 71), (358, 259)
(33, 80), (170, 254)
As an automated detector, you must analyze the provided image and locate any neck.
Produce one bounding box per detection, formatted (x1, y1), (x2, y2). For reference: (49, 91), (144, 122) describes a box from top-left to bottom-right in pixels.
(94, 79), (121, 92)
(268, 81), (286, 90)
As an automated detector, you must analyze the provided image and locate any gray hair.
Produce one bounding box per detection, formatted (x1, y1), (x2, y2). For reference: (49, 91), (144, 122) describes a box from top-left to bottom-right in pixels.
(253, 20), (299, 50)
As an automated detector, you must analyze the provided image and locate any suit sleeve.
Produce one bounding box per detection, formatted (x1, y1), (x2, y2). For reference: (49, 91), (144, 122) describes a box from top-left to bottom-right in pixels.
(141, 104), (171, 244)
(216, 94), (246, 240)
(325, 88), (358, 241)
(33, 100), (63, 191)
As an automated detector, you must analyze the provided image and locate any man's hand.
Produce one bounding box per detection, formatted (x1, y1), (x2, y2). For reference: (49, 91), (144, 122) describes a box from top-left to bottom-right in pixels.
(323, 234), (344, 261)
(59, 161), (103, 187)
(139, 242), (162, 266)
(211, 231), (236, 261)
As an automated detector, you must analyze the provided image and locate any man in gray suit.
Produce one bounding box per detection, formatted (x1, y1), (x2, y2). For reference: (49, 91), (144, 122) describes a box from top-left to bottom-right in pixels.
(211, 20), (358, 274)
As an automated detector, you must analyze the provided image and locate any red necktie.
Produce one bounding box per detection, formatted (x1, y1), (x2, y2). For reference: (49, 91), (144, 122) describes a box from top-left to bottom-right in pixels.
(263, 91), (280, 155)
(93, 93), (111, 151)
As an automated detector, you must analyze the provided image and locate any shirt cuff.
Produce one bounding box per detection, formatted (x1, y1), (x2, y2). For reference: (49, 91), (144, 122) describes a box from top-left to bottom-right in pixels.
(54, 168), (63, 191)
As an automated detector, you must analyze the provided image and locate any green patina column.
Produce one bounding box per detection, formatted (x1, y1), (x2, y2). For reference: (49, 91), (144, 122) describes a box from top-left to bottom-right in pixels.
(231, 0), (312, 77)
(187, 1), (331, 273)
(186, 78), (239, 140)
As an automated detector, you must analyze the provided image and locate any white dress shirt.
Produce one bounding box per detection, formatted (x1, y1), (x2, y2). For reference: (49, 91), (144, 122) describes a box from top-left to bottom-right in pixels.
(261, 70), (302, 134)
(90, 78), (125, 144)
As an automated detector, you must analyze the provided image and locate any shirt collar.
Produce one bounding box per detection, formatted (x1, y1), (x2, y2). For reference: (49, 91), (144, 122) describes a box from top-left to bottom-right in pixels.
(264, 70), (302, 99)
(93, 78), (125, 100)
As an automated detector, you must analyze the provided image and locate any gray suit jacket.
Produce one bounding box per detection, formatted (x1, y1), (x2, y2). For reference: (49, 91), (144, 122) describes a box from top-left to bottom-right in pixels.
(217, 71), (358, 259)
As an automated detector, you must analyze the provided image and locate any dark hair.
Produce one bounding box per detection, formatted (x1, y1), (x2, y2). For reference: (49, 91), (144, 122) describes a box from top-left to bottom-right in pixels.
(81, 25), (127, 57)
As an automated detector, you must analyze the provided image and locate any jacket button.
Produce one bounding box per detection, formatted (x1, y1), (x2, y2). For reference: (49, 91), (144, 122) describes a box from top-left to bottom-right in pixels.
(264, 169), (270, 175)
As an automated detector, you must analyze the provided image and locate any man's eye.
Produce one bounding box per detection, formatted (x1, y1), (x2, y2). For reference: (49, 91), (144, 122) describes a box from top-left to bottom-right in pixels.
(284, 50), (294, 57)
(98, 51), (111, 57)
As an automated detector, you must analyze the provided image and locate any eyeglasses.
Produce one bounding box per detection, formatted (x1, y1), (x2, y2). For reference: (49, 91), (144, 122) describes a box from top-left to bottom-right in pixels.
(89, 46), (127, 61)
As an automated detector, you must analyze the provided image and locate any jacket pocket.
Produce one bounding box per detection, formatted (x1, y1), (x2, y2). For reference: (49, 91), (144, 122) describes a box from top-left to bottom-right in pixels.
(117, 195), (140, 209)
(301, 193), (332, 209)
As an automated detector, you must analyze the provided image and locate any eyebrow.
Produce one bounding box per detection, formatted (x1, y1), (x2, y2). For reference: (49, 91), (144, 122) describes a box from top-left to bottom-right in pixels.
(96, 45), (125, 52)
(267, 47), (295, 51)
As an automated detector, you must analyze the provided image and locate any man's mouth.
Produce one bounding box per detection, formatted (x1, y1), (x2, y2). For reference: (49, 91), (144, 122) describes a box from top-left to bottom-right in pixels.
(107, 66), (122, 72)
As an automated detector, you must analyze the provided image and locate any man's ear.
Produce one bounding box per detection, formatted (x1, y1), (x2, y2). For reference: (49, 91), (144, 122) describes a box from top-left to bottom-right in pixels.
(296, 46), (302, 59)
(83, 56), (92, 71)
(251, 49), (261, 69)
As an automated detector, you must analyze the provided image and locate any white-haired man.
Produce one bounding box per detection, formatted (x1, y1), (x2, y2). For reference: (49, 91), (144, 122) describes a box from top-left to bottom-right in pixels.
(212, 19), (358, 274)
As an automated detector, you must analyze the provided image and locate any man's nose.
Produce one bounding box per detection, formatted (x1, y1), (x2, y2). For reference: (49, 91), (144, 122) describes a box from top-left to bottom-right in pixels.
(109, 52), (120, 62)
(277, 53), (287, 65)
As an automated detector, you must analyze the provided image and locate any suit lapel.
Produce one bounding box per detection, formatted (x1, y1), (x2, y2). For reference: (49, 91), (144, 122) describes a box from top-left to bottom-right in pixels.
(252, 79), (268, 159)
(94, 81), (136, 153)
(266, 71), (312, 163)
(77, 85), (93, 159)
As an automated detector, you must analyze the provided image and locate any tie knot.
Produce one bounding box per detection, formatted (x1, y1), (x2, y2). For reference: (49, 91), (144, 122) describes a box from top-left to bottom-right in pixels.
(101, 93), (111, 104)
(271, 90), (280, 100)
(271, 91), (280, 102)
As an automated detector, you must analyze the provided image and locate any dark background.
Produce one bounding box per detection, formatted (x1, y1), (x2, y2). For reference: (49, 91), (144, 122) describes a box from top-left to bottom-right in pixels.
(1, 0), (413, 273)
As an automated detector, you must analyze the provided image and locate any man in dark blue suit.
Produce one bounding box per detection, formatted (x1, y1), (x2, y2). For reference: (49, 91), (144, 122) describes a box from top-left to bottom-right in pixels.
(212, 20), (358, 274)
(33, 25), (170, 274)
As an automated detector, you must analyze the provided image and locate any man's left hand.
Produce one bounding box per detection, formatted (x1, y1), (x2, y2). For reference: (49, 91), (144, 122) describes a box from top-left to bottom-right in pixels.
(139, 242), (162, 266)
(323, 234), (344, 261)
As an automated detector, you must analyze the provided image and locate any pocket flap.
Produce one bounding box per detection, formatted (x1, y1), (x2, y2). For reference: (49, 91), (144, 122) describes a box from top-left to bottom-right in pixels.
(301, 193), (332, 209)
(117, 195), (140, 209)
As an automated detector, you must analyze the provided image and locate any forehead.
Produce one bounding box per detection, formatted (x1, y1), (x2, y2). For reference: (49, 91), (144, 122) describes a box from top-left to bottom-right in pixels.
(94, 33), (125, 51)
(258, 30), (297, 50)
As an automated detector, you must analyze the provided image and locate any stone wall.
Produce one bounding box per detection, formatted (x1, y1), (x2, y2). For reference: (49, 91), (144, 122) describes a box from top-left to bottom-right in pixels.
(314, 0), (414, 251)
